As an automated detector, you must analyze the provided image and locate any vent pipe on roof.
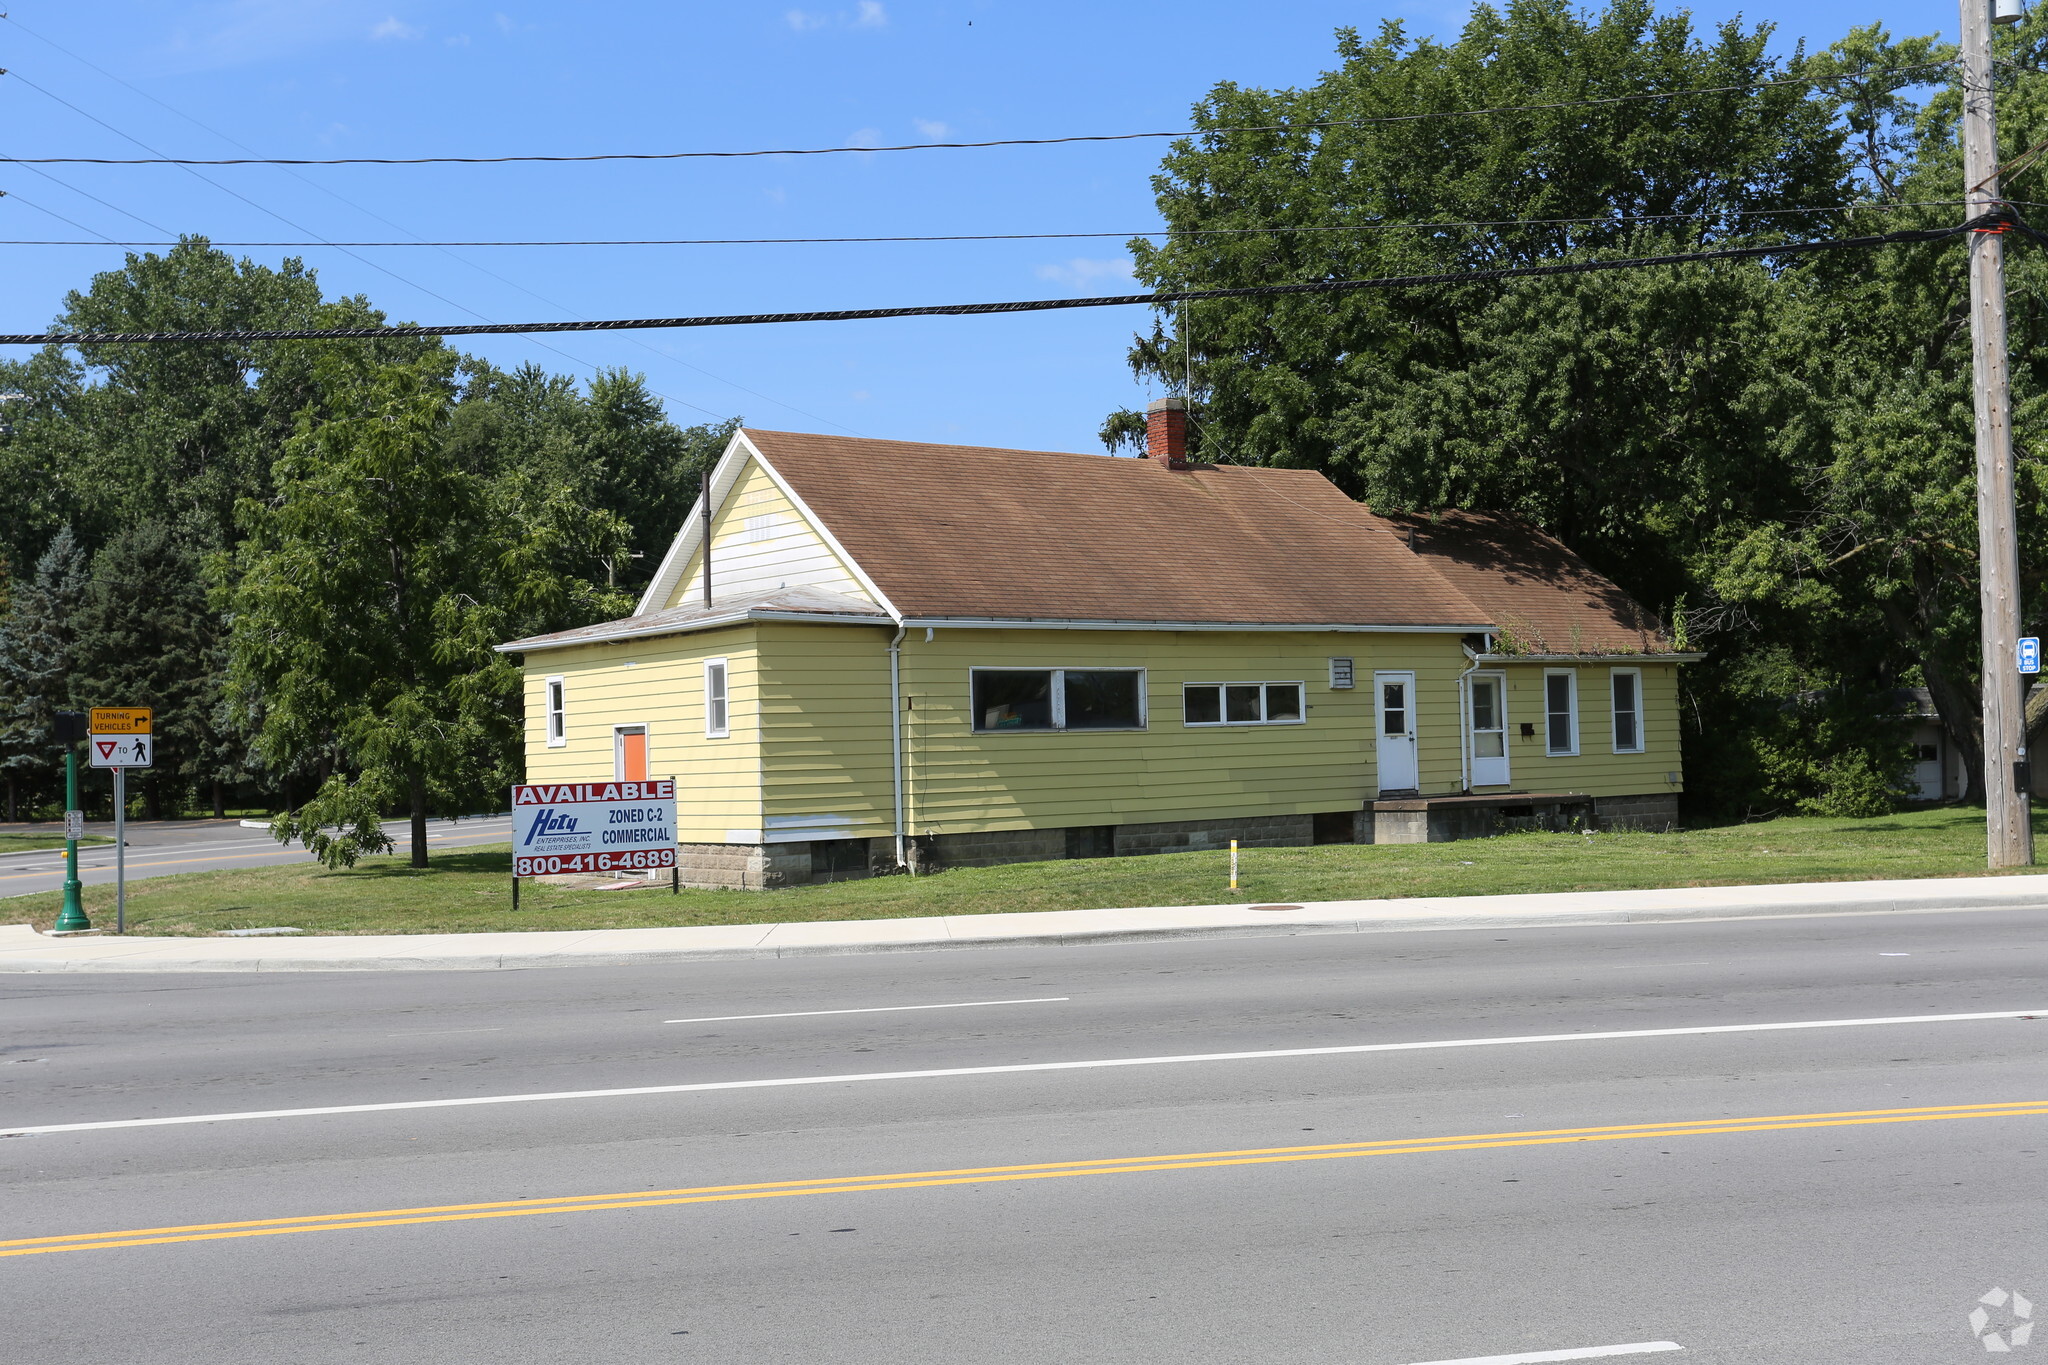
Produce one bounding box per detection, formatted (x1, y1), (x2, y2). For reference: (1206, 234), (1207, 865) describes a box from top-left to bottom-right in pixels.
(1146, 396), (1190, 469)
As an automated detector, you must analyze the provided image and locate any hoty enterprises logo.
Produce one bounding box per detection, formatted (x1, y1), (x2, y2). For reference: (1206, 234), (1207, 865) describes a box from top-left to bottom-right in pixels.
(522, 808), (582, 845)
(1972, 1288), (2034, 1352)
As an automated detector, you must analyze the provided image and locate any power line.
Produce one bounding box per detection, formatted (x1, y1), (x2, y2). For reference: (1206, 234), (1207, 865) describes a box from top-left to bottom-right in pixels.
(0, 15), (853, 433)
(0, 62), (1957, 167)
(0, 186), (121, 242)
(0, 200), (1989, 250)
(0, 218), (1984, 348)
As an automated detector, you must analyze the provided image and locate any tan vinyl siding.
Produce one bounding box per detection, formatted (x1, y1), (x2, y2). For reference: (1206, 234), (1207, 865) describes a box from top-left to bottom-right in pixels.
(520, 626), (765, 842)
(756, 622), (897, 841)
(1482, 661), (1684, 796)
(662, 457), (871, 610)
(522, 626), (1687, 845)
(899, 629), (1391, 833)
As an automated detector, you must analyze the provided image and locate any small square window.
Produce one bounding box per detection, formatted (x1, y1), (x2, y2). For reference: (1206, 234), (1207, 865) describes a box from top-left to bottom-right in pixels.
(1328, 657), (1355, 689)
(1182, 681), (1308, 727)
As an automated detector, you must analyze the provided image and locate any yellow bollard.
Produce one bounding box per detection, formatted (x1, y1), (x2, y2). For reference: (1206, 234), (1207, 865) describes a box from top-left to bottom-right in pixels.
(1229, 838), (1239, 891)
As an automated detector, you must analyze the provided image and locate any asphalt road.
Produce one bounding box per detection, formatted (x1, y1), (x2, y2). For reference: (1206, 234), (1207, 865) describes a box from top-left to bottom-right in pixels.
(0, 815), (513, 900)
(5, 909), (2047, 1364)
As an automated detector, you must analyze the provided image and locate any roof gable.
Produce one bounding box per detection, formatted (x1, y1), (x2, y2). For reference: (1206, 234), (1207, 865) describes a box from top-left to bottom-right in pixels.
(637, 432), (894, 617)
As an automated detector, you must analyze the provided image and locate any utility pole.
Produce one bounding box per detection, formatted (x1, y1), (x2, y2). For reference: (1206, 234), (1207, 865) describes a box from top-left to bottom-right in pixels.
(1961, 0), (2034, 867)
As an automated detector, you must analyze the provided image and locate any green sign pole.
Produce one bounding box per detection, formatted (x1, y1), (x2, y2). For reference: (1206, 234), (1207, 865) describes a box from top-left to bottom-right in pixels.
(54, 740), (90, 933)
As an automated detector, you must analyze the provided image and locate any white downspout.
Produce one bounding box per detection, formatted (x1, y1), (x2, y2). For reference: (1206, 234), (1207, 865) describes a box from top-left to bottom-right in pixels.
(1457, 641), (1484, 794)
(889, 625), (907, 871)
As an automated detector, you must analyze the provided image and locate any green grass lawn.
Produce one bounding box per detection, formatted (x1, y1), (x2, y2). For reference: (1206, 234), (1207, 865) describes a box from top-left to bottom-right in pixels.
(0, 832), (115, 854)
(4, 806), (2041, 938)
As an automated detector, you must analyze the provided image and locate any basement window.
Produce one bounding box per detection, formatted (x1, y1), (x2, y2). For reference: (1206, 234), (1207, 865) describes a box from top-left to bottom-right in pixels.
(971, 668), (1146, 732)
(1183, 682), (1306, 727)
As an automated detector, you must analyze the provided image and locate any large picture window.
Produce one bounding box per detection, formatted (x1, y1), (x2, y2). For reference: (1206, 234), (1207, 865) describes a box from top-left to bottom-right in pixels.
(1183, 681), (1305, 727)
(972, 668), (1145, 732)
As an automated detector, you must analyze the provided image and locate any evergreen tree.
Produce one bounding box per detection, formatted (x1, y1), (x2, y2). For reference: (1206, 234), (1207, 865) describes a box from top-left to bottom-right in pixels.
(0, 527), (89, 819)
(73, 519), (224, 818)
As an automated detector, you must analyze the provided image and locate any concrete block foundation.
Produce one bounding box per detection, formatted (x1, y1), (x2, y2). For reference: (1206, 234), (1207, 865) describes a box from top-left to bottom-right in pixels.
(674, 792), (1681, 888)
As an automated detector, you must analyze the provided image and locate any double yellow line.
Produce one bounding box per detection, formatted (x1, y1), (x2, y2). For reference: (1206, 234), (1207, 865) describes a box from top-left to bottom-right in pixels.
(8, 1100), (2045, 1259)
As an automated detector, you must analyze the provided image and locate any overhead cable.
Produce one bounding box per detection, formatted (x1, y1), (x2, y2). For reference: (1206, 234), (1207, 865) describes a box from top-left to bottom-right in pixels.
(0, 217), (1985, 347)
(0, 201), (1989, 250)
(0, 63), (1956, 167)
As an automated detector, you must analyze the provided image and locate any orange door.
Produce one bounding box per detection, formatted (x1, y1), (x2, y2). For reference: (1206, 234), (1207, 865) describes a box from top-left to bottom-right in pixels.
(617, 728), (649, 781)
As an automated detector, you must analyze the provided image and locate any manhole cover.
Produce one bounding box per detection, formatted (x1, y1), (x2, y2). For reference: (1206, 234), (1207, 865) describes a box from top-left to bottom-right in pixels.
(1250, 904), (1304, 912)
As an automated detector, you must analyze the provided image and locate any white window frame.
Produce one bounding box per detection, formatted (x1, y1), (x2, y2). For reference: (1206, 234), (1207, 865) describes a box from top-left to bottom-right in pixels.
(1609, 667), (1644, 754)
(1328, 657), (1355, 690)
(968, 667), (1148, 733)
(704, 658), (730, 739)
(1182, 681), (1309, 727)
(544, 674), (567, 748)
(1544, 668), (1579, 757)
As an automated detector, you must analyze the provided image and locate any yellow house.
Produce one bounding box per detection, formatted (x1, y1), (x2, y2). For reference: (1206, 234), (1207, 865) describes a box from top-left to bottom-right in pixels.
(497, 400), (1699, 888)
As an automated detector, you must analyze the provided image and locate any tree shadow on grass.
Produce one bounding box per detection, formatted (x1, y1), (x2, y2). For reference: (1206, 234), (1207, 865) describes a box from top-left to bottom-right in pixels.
(307, 847), (513, 880)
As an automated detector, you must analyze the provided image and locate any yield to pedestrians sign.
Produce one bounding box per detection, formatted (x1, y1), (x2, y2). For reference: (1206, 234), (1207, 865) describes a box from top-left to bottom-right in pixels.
(88, 706), (153, 768)
(89, 734), (153, 769)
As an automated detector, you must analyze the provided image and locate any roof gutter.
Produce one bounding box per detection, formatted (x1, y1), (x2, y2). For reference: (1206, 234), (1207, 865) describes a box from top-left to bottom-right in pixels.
(897, 617), (1496, 634)
(495, 608), (893, 654)
(1469, 651), (1707, 665)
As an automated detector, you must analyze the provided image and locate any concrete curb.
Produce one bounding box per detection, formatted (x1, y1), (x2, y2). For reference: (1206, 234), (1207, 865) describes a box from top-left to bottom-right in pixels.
(2, 873), (2045, 973)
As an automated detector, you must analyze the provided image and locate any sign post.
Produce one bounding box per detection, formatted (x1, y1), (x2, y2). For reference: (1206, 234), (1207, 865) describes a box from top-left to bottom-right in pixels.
(88, 708), (152, 935)
(52, 710), (89, 934)
(510, 779), (677, 907)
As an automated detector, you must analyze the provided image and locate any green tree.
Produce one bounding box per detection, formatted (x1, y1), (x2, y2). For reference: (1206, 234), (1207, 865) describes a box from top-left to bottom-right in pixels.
(444, 361), (733, 591)
(229, 354), (625, 868)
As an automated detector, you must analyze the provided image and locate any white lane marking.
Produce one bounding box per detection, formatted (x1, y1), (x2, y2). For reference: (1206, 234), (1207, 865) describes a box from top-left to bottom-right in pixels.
(3, 1010), (2033, 1138)
(1401, 1343), (1683, 1364)
(666, 996), (1069, 1024)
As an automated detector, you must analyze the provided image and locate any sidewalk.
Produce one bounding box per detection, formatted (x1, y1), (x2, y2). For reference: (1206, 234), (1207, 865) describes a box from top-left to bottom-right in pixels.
(2, 873), (2044, 973)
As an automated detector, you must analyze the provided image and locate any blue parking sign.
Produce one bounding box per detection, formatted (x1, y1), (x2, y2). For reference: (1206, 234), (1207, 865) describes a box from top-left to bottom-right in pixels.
(2022, 637), (2041, 674)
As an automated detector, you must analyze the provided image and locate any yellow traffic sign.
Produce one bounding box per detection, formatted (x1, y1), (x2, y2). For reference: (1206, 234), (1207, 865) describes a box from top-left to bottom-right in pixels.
(89, 707), (151, 734)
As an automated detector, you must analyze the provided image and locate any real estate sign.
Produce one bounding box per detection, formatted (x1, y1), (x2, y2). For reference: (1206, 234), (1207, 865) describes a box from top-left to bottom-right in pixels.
(511, 780), (676, 877)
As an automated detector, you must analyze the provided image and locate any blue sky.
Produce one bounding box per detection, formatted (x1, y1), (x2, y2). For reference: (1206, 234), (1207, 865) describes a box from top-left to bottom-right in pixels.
(0, 0), (1961, 453)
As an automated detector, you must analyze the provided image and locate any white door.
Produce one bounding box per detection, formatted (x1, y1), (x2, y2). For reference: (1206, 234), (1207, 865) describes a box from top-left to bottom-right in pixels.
(1469, 673), (1510, 788)
(1374, 671), (1418, 794)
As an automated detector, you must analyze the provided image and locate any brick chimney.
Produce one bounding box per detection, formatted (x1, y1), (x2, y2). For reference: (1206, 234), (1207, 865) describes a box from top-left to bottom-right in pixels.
(1146, 396), (1189, 469)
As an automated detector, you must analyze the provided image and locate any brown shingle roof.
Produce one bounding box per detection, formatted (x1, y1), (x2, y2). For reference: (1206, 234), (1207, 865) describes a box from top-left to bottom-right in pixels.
(745, 429), (1489, 628)
(1374, 509), (1673, 655)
